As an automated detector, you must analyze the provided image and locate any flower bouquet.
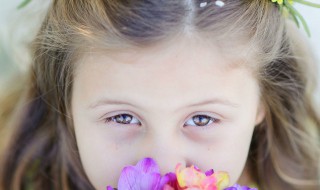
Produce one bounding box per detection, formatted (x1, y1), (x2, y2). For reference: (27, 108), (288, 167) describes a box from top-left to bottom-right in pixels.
(106, 158), (257, 190)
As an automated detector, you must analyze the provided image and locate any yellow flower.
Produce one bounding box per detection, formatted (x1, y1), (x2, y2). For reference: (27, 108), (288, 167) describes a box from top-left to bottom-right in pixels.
(175, 164), (230, 190)
(271, 0), (283, 4)
(271, 0), (293, 5)
(215, 172), (230, 190)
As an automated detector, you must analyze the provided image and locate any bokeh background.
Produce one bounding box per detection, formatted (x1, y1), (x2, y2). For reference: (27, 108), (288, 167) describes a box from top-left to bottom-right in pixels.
(1, 0), (320, 103)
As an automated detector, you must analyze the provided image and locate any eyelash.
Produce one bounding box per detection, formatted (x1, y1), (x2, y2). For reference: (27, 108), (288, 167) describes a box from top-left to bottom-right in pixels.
(103, 113), (220, 128)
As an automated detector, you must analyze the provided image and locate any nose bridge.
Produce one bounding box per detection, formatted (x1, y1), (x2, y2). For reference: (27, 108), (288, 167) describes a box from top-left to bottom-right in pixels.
(138, 129), (187, 174)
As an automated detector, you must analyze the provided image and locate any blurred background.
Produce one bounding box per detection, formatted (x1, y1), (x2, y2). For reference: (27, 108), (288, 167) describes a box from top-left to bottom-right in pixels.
(0, 0), (320, 103)
(0, 0), (50, 86)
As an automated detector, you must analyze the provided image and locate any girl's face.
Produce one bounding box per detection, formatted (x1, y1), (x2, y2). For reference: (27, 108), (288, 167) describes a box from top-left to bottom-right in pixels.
(71, 38), (265, 190)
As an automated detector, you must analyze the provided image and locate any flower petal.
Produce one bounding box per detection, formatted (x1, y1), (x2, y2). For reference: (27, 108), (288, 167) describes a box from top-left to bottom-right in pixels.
(106, 186), (114, 190)
(225, 184), (258, 190)
(215, 171), (230, 189)
(136, 157), (160, 174)
(205, 169), (214, 176)
(200, 175), (217, 189)
(176, 164), (206, 188)
(224, 187), (237, 190)
(160, 172), (178, 189)
(140, 173), (162, 190)
(163, 184), (175, 190)
(118, 166), (141, 190)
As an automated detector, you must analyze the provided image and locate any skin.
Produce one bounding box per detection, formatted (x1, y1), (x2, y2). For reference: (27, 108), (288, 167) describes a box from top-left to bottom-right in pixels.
(71, 37), (265, 189)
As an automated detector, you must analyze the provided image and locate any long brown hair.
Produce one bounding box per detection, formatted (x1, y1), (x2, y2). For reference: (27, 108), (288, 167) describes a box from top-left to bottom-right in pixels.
(1, 0), (319, 189)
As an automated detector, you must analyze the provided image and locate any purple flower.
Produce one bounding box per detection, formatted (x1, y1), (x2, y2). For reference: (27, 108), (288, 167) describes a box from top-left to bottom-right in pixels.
(106, 157), (258, 190)
(108, 158), (176, 190)
(224, 184), (258, 190)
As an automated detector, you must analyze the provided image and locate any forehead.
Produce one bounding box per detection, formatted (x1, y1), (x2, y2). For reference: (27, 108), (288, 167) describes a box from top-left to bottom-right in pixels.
(75, 36), (251, 77)
(72, 37), (259, 112)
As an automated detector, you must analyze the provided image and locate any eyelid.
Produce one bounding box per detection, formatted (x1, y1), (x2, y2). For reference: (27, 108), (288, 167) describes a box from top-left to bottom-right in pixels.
(186, 111), (222, 121)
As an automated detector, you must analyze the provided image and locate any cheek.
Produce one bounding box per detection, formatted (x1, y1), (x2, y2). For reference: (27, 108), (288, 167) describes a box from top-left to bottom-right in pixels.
(223, 124), (255, 184)
(189, 123), (254, 185)
(74, 125), (140, 190)
(220, 132), (253, 184)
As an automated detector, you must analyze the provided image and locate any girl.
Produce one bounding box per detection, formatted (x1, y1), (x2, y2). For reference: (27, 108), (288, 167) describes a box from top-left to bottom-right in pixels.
(1, 0), (320, 189)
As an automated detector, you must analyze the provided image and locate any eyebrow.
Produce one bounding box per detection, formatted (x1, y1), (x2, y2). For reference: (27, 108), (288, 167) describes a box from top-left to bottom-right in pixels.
(88, 97), (240, 110)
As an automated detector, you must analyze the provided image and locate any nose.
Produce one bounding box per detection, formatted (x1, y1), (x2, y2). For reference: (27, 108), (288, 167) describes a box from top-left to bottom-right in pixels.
(137, 133), (188, 175)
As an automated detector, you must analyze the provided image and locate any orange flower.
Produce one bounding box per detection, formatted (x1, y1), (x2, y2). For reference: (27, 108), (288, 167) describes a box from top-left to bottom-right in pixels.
(175, 164), (230, 190)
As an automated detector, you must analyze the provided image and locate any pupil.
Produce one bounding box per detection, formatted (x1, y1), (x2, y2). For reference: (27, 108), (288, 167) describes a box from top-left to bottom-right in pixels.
(193, 115), (210, 126)
(116, 114), (132, 124)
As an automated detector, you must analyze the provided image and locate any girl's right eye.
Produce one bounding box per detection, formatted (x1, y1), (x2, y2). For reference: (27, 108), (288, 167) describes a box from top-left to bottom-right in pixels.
(104, 114), (141, 126)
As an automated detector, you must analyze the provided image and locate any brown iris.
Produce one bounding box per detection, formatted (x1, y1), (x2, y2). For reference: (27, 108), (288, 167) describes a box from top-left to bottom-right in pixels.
(113, 114), (133, 124)
(192, 115), (211, 126)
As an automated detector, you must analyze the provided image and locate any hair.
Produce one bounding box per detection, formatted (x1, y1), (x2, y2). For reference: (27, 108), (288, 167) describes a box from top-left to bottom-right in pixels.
(1, 0), (319, 189)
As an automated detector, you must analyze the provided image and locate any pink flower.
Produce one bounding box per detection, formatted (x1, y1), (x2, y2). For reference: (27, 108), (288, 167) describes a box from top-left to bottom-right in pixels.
(175, 164), (230, 190)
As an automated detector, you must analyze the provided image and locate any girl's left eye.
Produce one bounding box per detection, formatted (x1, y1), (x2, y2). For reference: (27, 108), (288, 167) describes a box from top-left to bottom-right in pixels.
(184, 115), (219, 127)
